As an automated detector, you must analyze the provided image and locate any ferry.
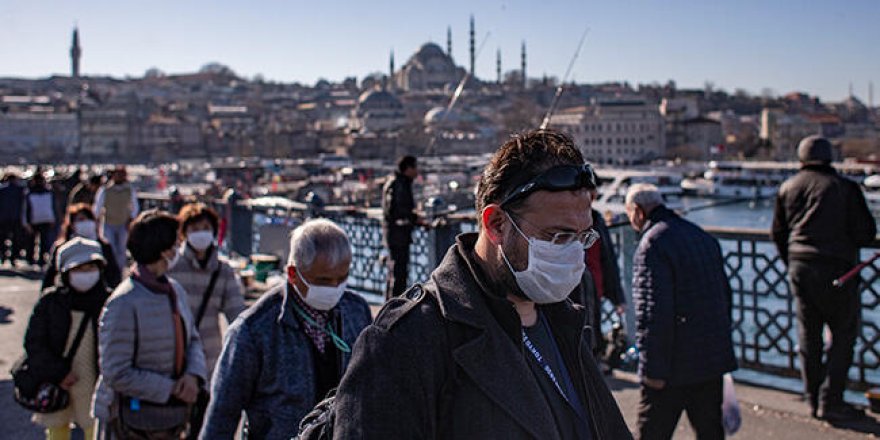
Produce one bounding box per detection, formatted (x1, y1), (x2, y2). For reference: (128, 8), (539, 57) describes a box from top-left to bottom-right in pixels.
(680, 161), (794, 199)
(592, 169), (684, 220)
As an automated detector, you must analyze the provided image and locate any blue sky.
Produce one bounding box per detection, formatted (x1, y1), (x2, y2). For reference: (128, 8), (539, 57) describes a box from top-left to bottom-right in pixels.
(2, 0), (878, 103)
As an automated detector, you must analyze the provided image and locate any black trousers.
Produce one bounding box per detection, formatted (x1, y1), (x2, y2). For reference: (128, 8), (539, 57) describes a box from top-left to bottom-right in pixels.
(789, 258), (860, 411)
(385, 244), (410, 300)
(637, 377), (724, 440)
(0, 220), (24, 262)
(24, 222), (55, 265)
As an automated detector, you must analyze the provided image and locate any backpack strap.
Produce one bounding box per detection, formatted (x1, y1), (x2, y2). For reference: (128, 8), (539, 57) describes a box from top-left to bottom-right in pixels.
(63, 312), (93, 364)
(195, 268), (222, 328)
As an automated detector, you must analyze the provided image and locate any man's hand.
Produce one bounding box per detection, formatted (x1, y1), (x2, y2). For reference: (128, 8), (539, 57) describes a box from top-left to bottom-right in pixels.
(23, 224), (33, 235)
(60, 371), (78, 390)
(643, 377), (666, 390)
(172, 374), (199, 404)
(615, 304), (627, 316)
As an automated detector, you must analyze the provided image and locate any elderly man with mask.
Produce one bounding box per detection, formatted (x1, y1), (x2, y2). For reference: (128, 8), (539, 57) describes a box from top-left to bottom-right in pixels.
(332, 129), (631, 439)
(626, 183), (736, 440)
(200, 219), (371, 440)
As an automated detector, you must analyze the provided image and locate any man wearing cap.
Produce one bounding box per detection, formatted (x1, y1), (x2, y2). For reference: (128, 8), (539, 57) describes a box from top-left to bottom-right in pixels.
(772, 135), (877, 421)
(333, 130), (630, 439)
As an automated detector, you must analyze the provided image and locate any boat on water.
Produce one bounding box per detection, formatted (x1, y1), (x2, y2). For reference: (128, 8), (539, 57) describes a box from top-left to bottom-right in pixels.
(680, 161), (794, 199)
(865, 175), (880, 218)
(592, 168), (684, 220)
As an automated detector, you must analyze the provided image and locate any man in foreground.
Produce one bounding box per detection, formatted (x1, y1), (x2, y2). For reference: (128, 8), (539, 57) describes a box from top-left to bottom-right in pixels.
(333, 130), (631, 439)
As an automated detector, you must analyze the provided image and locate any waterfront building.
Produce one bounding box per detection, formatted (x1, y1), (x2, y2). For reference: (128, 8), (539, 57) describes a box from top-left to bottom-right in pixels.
(0, 111), (78, 162)
(550, 98), (666, 165)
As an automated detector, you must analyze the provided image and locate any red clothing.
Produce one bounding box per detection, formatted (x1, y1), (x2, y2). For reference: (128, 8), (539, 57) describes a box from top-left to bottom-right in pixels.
(586, 235), (605, 299)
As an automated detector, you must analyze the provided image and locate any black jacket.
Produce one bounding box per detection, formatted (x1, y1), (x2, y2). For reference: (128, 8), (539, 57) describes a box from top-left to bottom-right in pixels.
(381, 172), (417, 247)
(772, 165), (876, 265)
(333, 233), (632, 439)
(632, 206), (737, 386)
(23, 283), (111, 387)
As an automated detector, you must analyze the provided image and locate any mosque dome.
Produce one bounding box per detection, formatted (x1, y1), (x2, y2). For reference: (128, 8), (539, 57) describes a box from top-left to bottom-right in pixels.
(357, 89), (403, 110)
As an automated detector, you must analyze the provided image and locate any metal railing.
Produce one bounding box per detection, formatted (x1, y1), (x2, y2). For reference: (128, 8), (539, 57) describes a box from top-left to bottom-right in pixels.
(139, 194), (880, 391)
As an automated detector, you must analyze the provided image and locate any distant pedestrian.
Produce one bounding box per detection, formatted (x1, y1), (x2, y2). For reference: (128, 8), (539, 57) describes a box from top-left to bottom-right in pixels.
(201, 219), (371, 439)
(626, 183), (737, 440)
(167, 203), (246, 435)
(332, 130), (631, 439)
(92, 210), (206, 439)
(24, 238), (111, 440)
(24, 171), (57, 268)
(93, 166), (139, 271)
(0, 172), (27, 265)
(577, 188), (627, 369)
(69, 174), (103, 206)
(771, 135), (877, 421)
(381, 155), (424, 299)
(42, 203), (122, 291)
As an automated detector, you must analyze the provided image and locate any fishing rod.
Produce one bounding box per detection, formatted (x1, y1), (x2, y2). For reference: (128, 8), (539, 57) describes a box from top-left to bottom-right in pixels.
(539, 27), (590, 130)
(833, 251), (880, 287)
(424, 32), (491, 156)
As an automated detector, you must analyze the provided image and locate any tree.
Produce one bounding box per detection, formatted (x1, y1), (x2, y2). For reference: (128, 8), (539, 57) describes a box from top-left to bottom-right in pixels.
(199, 62), (236, 77)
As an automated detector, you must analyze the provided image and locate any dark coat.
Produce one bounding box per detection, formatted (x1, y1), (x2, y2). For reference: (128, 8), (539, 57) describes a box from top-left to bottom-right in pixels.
(771, 164), (876, 265)
(381, 172), (417, 248)
(333, 233), (632, 440)
(591, 209), (625, 306)
(201, 284), (371, 440)
(23, 283), (110, 387)
(0, 181), (26, 223)
(632, 205), (736, 386)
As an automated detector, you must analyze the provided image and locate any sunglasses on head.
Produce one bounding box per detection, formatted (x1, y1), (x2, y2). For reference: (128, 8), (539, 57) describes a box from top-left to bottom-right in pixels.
(500, 164), (598, 207)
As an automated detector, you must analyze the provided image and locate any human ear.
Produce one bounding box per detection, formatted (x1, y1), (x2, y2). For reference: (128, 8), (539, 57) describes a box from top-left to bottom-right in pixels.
(482, 205), (508, 246)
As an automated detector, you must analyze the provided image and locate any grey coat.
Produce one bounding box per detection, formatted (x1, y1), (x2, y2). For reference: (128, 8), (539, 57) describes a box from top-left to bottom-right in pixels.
(168, 245), (246, 381)
(200, 284), (371, 440)
(91, 277), (208, 421)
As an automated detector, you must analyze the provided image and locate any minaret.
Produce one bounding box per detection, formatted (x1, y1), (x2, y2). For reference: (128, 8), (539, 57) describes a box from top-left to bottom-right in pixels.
(849, 82), (854, 98)
(521, 40), (527, 89)
(496, 48), (502, 84)
(447, 26), (453, 59)
(70, 27), (81, 79)
(389, 49), (395, 78)
(469, 15), (475, 76)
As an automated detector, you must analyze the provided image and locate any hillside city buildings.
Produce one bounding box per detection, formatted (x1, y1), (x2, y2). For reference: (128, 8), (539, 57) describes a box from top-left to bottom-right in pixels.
(1, 25), (878, 166)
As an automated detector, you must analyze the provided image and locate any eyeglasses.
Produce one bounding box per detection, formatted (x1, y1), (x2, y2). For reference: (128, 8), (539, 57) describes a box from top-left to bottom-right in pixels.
(508, 212), (600, 249)
(500, 164), (598, 207)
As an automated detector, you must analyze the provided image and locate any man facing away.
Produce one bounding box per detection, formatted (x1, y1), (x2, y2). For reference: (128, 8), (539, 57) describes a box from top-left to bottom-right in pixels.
(93, 166), (139, 271)
(382, 155), (425, 299)
(625, 183), (737, 440)
(771, 135), (876, 421)
(200, 219), (372, 440)
(333, 129), (631, 439)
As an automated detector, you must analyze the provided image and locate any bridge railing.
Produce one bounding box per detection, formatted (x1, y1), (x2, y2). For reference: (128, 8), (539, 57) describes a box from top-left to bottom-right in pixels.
(138, 194), (880, 391)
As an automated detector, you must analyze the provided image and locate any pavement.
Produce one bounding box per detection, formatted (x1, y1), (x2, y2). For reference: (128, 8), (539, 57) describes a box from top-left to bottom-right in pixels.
(2, 268), (880, 439)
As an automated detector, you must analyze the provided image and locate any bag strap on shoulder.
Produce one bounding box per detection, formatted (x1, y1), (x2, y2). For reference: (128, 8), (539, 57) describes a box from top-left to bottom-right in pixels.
(195, 267), (222, 328)
(63, 313), (93, 363)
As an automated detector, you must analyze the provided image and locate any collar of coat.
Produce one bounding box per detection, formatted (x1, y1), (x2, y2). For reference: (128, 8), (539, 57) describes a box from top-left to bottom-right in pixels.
(642, 204), (677, 234)
(180, 244), (220, 271)
(425, 232), (599, 439)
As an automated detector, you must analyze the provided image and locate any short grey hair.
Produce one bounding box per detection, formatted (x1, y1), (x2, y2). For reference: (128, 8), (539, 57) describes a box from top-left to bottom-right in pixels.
(287, 219), (352, 271)
(625, 183), (664, 210)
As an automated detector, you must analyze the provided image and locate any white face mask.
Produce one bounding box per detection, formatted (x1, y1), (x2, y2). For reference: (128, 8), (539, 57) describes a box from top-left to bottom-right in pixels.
(73, 220), (98, 240)
(165, 246), (181, 268)
(500, 213), (586, 304)
(69, 270), (100, 292)
(187, 231), (215, 252)
(294, 269), (347, 311)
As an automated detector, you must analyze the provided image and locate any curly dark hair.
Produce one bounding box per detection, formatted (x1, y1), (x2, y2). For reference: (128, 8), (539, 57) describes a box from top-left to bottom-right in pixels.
(476, 129), (585, 216)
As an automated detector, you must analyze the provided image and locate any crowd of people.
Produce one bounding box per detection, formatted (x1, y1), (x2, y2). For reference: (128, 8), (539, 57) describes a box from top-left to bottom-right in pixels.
(8, 129), (877, 439)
